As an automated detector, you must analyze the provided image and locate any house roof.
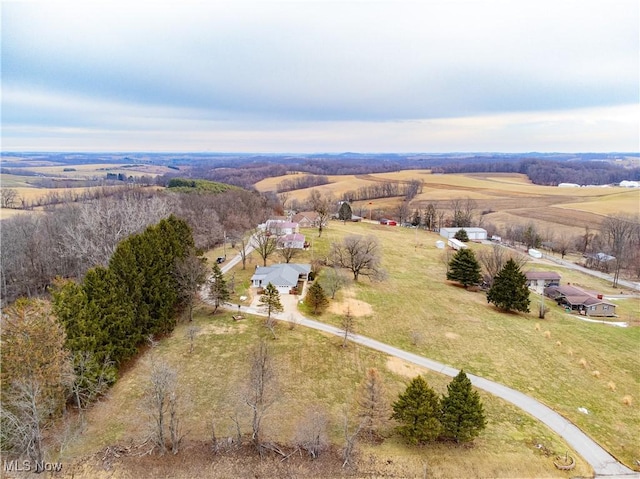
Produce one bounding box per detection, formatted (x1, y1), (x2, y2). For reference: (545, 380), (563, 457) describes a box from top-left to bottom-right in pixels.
(292, 211), (320, 223)
(525, 271), (562, 281)
(277, 233), (305, 243)
(544, 285), (615, 307)
(251, 263), (311, 287)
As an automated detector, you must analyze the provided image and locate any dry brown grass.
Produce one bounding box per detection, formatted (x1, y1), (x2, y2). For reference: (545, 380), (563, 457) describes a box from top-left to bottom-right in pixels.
(257, 170), (639, 238)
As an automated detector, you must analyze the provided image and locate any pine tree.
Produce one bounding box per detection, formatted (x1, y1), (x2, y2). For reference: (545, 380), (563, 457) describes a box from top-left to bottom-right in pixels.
(440, 370), (487, 443)
(259, 283), (284, 320)
(391, 376), (442, 444)
(305, 281), (329, 314)
(208, 262), (230, 313)
(446, 248), (482, 289)
(338, 202), (353, 223)
(454, 228), (469, 242)
(486, 258), (531, 312)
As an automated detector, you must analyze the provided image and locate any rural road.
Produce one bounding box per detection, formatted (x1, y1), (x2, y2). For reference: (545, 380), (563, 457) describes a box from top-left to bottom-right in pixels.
(206, 248), (638, 478)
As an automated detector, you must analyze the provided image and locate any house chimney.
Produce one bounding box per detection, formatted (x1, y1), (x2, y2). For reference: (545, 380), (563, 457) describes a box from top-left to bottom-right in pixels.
(597, 294), (603, 299)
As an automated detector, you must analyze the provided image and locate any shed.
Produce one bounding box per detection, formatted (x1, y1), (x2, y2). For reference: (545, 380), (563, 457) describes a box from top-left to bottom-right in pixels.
(439, 227), (487, 241)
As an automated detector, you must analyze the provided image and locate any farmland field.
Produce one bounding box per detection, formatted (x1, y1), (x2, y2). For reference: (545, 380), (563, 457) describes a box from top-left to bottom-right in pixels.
(255, 171), (640, 238)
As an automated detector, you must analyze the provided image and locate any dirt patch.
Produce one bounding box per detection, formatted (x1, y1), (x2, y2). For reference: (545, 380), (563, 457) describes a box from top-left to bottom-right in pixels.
(386, 357), (429, 378)
(444, 332), (460, 340)
(328, 288), (373, 317)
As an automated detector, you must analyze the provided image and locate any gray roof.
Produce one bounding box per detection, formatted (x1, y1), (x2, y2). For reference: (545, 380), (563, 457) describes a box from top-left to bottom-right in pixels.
(525, 271), (561, 280)
(251, 263), (311, 287)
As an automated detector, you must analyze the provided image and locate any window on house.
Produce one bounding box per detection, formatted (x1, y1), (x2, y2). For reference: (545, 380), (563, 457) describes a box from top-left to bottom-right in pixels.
(603, 305), (609, 310)
(590, 306), (596, 311)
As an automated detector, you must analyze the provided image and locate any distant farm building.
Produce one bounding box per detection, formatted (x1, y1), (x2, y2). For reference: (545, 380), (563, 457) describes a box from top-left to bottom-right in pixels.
(525, 271), (561, 294)
(619, 180), (639, 188)
(439, 227), (487, 241)
(545, 284), (616, 317)
(251, 263), (311, 295)
(558, 183), (580, 188)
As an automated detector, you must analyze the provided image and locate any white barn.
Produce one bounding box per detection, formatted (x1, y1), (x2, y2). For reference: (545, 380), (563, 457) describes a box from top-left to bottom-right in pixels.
(439, 227), (487, 241)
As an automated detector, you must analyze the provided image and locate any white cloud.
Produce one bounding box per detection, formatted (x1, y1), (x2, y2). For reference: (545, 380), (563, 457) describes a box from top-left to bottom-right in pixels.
(1, 0), (638, 151)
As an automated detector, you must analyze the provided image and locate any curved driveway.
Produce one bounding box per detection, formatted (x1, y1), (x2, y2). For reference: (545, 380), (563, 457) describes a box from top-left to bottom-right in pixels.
(215, 255), (637, 477)
(230, 300), (637, 478)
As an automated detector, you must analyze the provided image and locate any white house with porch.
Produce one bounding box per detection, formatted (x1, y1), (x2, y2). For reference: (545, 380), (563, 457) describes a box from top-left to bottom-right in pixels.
(251, 263), (311, 295)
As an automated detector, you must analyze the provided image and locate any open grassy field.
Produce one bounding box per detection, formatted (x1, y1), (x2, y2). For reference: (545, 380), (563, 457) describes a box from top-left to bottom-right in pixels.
(300, 221), (639, 470)
(58, 306), (592, 478)
(43, 222), (638, 477)
(255, 171), (640, 238)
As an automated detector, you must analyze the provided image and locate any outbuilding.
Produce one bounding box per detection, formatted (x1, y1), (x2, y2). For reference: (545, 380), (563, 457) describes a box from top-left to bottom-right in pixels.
(439, 227), (487, 241)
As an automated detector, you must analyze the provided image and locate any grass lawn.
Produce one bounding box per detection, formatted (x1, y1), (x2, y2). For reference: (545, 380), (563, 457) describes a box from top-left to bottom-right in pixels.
(292, 220), (640, 470)
(60, 307), (592, 478)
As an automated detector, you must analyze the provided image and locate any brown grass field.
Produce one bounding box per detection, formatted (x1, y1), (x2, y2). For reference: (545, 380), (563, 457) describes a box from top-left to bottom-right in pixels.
(255, 170), (640, 238)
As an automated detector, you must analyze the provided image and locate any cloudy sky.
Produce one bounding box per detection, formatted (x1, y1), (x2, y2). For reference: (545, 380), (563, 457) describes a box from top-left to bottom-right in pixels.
(2, 0), (638, 153)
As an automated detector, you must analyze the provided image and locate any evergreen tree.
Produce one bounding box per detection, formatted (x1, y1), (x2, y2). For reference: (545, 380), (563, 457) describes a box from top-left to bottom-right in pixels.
(83, 266), (138, 364)
(446, 248), (482, 288)
(391, 376), (442, 444)
(440, 370), (487, 443)
(486, 258), (531, 312)
(454, 228), (469, 242)
(208, 262), (230, 313)
(258, 283), (284, 320)
(305, 281), (329, 314)
(338, 202), (353, 223)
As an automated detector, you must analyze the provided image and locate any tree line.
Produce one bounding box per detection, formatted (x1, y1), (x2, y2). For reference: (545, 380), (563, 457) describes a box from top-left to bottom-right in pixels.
(341, 180), (423, 203)
(276, 174), (330, 193)
(1, 216), (198, 468)
(0, 187), (275, 305)
(439, 158), (640, 186)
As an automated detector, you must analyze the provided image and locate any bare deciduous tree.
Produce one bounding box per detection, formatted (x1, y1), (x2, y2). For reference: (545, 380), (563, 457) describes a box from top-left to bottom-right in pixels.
(601, 213), (640, 287)
(319, 266), (349, 299)
(1, 188), (19, 208)
(308, 189), (334, 237)
(478, 244), (527, 285)
(0, 379), (52, 470)
(244, 340), (277, 454)
(145, 360), (183, 455)
(244, 341), (276, 454)
(173, 252), (207, 322)
(278, 245), (300, 264)
(356, 368), (388, 441)
(342, 409), (363, 469)
(293, 407), (329, 459)
(252, 229), (278, 267)
(341, 307), (356, 348)
(186, 325), (201, 354)
(331, 234), (386, 282)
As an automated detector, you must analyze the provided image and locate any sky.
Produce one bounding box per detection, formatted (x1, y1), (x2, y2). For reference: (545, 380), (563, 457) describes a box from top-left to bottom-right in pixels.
(2, 0), (639, 153)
